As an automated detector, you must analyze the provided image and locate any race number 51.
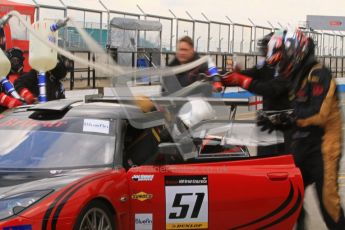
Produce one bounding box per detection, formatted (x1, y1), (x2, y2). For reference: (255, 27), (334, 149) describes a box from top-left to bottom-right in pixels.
(165, 176), (208, 230)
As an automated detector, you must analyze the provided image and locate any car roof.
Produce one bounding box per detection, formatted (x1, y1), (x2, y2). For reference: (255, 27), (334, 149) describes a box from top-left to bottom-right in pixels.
(5, 99), (165, 129)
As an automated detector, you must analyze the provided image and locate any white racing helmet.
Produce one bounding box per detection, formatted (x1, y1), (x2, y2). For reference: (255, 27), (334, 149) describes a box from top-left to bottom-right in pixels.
(177, 98), (216, 129)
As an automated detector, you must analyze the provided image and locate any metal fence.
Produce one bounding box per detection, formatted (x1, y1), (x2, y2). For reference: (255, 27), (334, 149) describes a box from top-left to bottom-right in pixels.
(13, 0), (345, 89)
(66, 50), (345, 89)
(28, 0), (345, 56)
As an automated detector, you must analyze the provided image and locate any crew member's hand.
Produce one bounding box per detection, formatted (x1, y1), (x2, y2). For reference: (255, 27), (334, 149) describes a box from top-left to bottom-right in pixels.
(134, 95), (155, 113)
(212, 81), (223, 93)
(0, 93), (23, 108)
(257, 110), (276, 133)
(256, 110), (296, 133)
(222, 72), (253, 89)
(20, 88), (36, 104)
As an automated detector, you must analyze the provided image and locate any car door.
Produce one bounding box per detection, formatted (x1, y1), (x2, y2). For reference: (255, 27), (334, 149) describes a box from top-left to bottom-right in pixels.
(127, 157), (303, 230)
(126, 121), (303, 230)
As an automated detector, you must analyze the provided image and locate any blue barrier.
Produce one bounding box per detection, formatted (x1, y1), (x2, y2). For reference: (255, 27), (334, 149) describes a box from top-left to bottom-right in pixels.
(137, 58), (150, 83)
(337, 85), (345, 92)
(213, 91), (254, 98)
(217, 84), (345, 99)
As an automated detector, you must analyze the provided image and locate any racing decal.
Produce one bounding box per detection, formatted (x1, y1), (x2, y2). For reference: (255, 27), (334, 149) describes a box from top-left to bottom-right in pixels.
(50, 175), (107, 230)
(42, 174), (105, 230)
(135, 213), (153, 230)
(131, 192), (153, 201)
(230, 181), (302, 230)
(0, 118), (66, 128)
(42, 177), (95, 230)
(165, 176), (208, 230)
(83, 119), (110, 134)
(132, 174), (154, 182)
(312, 84), (324, 96)
(3, 225), (32, 230)
(258, 189), (302, 229)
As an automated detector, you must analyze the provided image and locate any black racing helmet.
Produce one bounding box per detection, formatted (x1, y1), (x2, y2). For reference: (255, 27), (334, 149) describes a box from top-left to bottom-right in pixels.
(6, 47), (25, 74)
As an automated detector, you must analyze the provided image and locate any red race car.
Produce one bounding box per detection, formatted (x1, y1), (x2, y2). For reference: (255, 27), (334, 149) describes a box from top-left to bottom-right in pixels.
(0, 98), (303, 230)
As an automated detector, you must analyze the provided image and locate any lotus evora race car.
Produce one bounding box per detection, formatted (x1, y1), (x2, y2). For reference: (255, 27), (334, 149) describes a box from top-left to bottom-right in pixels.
(0, 99), (303, 230)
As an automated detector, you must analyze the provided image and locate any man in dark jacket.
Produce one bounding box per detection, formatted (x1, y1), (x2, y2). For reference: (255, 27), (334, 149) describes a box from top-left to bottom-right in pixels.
(163, 36), (208, 94)
(15, 55), (67, 104)
(220, 33), (292, 155)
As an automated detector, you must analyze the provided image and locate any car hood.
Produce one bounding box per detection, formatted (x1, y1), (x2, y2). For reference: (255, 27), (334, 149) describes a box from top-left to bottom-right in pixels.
(0, 168), (110, 198)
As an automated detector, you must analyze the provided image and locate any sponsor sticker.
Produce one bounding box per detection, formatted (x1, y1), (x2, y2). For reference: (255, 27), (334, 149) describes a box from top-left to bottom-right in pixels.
(165, 176), (208, 230)
(83, 119), (110, 134)
(312, 84), (324, 96)
(131, 192), (153, 201)
(132, 175), (154, 182)
(135, 213), (153, 230)
(166, 222), (207, 229)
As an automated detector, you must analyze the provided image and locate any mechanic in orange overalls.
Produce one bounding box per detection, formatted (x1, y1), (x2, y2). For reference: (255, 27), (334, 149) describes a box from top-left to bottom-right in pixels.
(264, 30), (345, 230)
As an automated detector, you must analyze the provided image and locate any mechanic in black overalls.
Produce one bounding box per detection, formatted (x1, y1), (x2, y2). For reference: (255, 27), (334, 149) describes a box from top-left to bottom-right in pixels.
(262, 30), (345, 230)
(218, 33), (293, 156)
(14, 55), (67, 104)
(0, 47), (26, 113)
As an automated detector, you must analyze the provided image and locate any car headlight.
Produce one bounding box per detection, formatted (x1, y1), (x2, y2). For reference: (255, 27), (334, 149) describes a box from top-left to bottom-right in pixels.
(0, 190), (53, 220)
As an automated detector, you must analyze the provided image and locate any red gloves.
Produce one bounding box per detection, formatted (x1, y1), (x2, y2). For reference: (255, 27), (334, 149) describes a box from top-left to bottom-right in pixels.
(212, 81), (223, 93)
(0, 93), (23, 108)
(222, 72), (253, 90)
(20, 88), (36, 104)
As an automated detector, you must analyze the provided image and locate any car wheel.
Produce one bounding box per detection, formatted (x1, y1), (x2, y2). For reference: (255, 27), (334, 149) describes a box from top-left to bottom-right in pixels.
(74, 200), (116, 230)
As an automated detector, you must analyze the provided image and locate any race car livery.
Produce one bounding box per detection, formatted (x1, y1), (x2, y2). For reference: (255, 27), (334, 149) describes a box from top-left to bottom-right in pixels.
(0, 99), (303, 230)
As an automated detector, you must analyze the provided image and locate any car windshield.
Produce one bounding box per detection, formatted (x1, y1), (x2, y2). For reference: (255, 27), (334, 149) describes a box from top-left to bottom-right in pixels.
(191, 120), (285, 157)
(192, 121), (284, 146)
(0, 116), (116, 169)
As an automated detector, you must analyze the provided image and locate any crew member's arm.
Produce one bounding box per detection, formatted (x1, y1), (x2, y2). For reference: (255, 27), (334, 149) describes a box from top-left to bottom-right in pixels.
(0, 93), (22, 108)
(240, 66), (262, 79)
(14, 70), (38, 104)
(296, 66), (336, 127)
(221, 70), (289, 98)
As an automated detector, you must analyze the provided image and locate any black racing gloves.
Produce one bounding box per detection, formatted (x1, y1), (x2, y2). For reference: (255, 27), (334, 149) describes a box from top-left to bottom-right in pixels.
(257, 110), (296, 133)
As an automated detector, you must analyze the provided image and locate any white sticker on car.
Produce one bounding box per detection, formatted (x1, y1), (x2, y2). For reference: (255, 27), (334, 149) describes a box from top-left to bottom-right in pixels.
(83, 119), (110, 134)
(132, 175), (154, 182)
(165, 176), (208, 230)
(135, 213), (153, 230)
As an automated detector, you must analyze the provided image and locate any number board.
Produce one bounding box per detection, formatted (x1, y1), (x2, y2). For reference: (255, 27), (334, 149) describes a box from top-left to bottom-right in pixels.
(165, 175), (208, 229)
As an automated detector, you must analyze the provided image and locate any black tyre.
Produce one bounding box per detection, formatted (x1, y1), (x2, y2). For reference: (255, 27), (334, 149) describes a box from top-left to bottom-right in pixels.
(74, 200), (116, 230)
